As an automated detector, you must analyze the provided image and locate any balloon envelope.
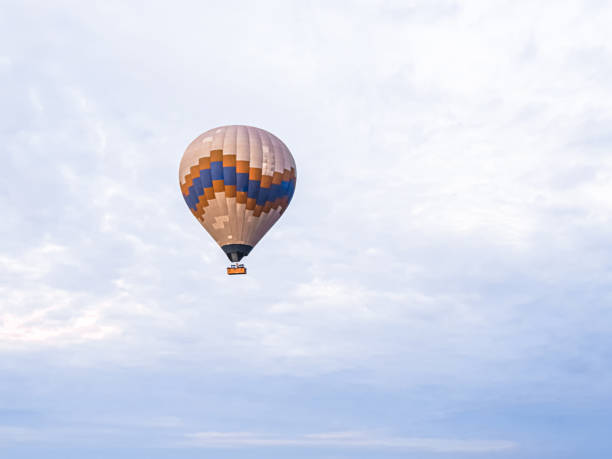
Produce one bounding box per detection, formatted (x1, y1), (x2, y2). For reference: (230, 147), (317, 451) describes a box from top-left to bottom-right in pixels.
(179, 125), (296, 262)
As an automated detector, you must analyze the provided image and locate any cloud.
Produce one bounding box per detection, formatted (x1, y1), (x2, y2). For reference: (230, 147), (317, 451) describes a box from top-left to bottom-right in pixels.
(185, 430), (515, 453)
(0, 0), (610, 385)
(0, 425), (38, 443)
(0, 243), (120, 348)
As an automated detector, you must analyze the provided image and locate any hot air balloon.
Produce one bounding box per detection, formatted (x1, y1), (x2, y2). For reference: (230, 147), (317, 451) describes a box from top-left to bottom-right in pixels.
(179, 125), (297, 274)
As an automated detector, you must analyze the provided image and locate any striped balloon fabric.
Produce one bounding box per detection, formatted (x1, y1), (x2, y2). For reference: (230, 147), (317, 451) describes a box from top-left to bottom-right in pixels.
(179, 125), (297, 263)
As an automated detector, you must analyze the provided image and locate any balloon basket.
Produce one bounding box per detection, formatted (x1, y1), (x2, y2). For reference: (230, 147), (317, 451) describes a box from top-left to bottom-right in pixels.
(227, 263), (247, 275)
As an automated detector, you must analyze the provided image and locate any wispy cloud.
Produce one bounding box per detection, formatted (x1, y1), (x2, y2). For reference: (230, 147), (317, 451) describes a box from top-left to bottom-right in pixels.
(0, 425), (39, 443)
(185, 431), (515, 453)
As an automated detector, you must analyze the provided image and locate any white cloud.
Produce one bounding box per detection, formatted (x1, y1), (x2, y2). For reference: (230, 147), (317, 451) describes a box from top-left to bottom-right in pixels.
(185, 430), (516, 452)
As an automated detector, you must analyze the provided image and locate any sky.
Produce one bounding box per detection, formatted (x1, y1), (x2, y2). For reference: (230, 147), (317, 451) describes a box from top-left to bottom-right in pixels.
(1, 0), (612, 457)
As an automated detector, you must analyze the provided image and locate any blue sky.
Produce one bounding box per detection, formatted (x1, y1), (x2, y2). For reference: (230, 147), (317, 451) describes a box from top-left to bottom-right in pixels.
(2, 1), (612, 458)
